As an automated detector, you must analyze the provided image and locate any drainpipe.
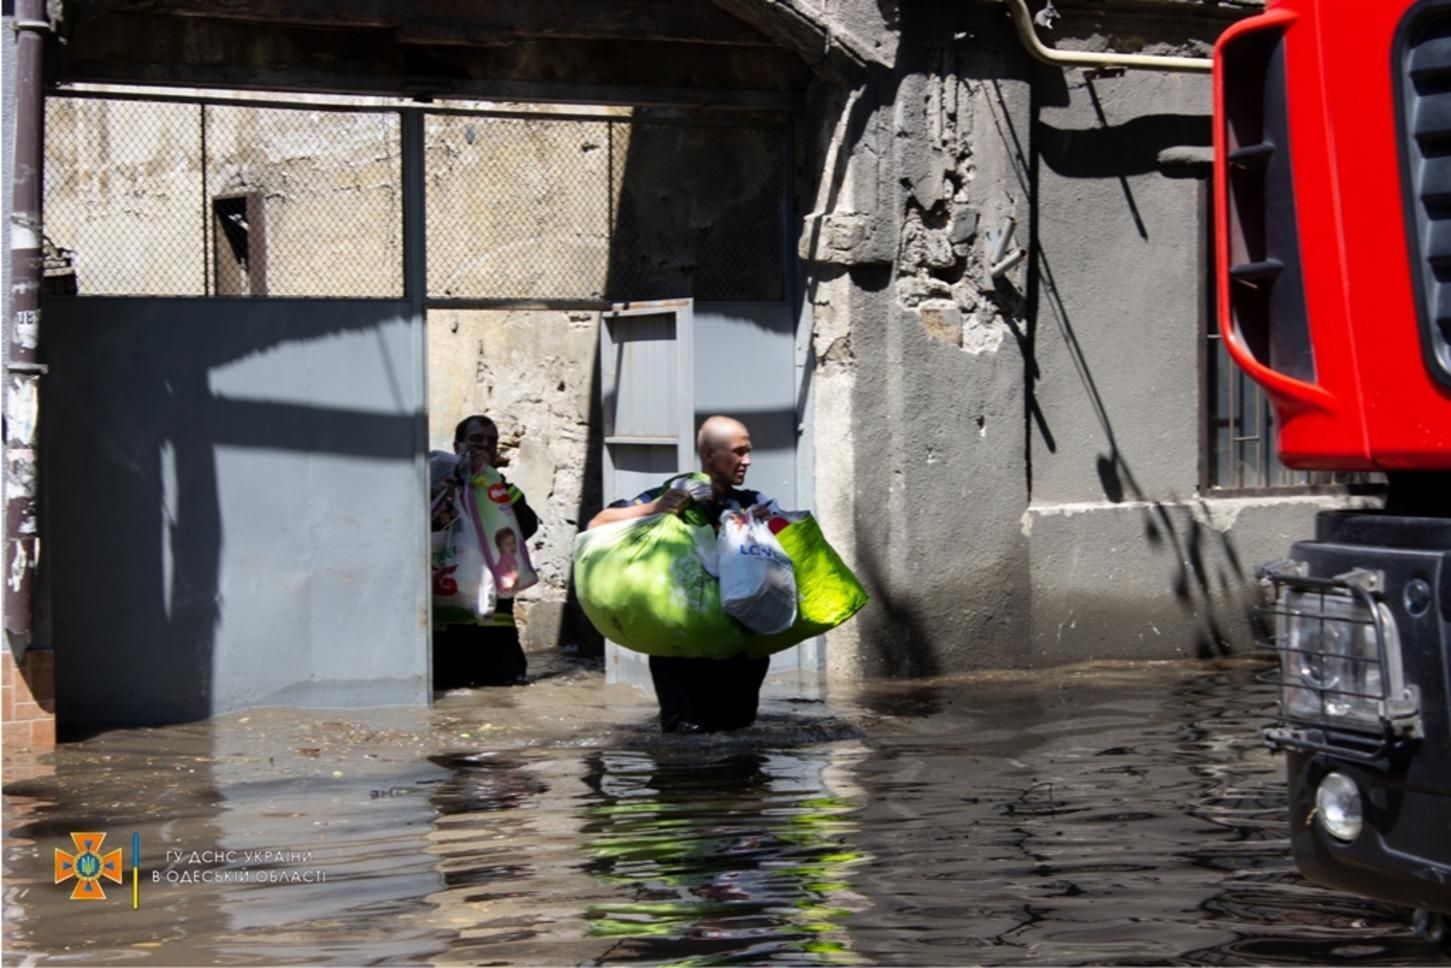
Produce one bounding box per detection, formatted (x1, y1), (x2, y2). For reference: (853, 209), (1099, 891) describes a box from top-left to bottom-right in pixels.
(1002, 0), (1214, 74)
(6, 0), (49, 650)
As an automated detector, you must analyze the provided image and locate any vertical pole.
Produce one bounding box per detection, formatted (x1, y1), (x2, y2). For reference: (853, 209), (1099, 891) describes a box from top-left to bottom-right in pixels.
(5, 0), (50, 649)
(401, 107), (430, 699)
(402, 109), (426, 311)
(200, 104), (210, 295)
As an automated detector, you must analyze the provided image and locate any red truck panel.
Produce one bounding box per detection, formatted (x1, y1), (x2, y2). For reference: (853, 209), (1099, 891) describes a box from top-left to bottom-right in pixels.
(1215, 0), (1451, 471)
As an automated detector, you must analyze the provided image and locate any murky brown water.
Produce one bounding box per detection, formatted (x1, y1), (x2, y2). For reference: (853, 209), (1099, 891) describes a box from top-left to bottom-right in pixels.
(4, 656), (1447, 965)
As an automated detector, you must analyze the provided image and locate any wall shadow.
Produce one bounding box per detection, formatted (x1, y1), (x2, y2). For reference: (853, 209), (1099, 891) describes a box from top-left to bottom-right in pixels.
(1030, 235), (1250, 657)
(41, 296), (425, 734)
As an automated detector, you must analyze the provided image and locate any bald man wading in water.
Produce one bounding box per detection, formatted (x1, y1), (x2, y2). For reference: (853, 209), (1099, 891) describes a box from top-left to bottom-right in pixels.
(588, 415), (778, 734)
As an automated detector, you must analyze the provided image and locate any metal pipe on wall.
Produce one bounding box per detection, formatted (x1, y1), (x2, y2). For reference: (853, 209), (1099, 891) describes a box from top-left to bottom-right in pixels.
(5, 0), (50, 650)
(1002, 0), (1214, 74)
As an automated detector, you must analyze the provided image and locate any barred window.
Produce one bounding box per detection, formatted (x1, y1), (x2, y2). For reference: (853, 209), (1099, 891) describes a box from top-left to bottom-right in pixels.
(46, 94), (787, 305)
(1201, 189), (1373, 491)
(45, 95), (405, 298)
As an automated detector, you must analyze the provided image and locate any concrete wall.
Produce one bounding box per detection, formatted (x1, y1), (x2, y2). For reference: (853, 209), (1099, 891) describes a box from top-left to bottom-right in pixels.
(801, 4), (1037, 680)
(799, 0), (1358, 683)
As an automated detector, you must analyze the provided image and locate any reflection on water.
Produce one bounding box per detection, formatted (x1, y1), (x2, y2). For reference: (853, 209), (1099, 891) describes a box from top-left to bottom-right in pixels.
(575, 749), (866, 965)
(4, 656), (1449, 965)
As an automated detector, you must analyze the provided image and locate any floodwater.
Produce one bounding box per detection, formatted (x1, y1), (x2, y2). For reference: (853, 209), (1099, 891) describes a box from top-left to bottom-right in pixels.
(3, 655), (1447, 966)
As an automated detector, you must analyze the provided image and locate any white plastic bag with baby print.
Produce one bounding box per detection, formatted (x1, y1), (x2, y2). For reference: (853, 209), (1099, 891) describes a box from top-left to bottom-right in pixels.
(461, 467), (538, 598)
(717, 509), (797, 635)
(431, 513), (496, 624)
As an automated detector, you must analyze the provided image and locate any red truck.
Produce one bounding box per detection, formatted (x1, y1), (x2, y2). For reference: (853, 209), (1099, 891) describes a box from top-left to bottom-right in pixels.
(1215, 0), (1451, 942)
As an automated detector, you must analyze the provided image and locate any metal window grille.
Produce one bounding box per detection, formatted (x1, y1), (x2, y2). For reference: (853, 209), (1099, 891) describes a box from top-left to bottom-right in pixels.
(424, 114), (785, 303)
(1200, 187), (1371, 491)
(45, 95), (787, 306)
(44, 95), (404, 298)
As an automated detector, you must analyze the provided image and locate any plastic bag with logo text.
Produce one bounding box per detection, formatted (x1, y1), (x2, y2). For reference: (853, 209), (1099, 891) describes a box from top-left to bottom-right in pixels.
(717, 509), (797, 635)
(431, 514), (496, 625)
(463, 465), (538, 598)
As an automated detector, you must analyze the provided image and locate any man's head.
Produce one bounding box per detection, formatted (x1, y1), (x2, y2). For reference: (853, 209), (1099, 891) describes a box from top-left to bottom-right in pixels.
(454, 415), (499, 470)
(697, 415), (752, 492)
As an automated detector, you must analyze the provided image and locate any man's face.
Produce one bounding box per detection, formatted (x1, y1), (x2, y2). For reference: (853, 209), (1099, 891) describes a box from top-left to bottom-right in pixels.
(456, 419), (499, 470)
(704, 426), (752, 488)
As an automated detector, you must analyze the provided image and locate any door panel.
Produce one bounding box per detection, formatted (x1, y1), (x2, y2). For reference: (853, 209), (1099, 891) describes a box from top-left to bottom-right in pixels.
(597, 299), (819, 700)
(600, 300), (695, 508)
(598, 301), (693, 689)
(41, 297), (429, 726)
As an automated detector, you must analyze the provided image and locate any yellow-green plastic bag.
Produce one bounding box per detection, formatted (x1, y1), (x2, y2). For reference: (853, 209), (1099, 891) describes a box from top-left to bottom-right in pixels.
(574, 478), (868, 659)
(745, 512), (870, 658)
(573, 509), (751, 659)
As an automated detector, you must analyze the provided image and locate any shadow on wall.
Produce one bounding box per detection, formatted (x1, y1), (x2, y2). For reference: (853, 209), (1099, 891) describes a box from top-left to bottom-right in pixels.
(1029, 223), (1248, 659)
(561, 337), (606, 658)
(41, 297), (424, 735)
(1023, 54), (1248, 657)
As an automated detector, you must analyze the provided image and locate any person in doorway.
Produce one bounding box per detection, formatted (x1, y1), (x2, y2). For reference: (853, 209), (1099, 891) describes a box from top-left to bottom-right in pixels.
(588, 414), (778, 734)
(432, 414), (539, 689)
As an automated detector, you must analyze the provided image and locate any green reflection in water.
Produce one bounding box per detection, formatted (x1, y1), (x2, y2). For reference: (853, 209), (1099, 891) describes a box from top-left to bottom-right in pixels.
(577, 750), (867, 964)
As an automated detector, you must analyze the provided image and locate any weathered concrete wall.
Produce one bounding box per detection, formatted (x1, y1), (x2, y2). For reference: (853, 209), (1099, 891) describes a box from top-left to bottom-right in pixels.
(802, 4), (1036, 682)
(1021, 18), (1358, 662)
(801, 0), (1355, 681)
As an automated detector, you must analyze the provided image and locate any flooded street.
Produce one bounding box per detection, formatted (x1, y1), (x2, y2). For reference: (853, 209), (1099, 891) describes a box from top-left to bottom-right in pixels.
(4, 655), (1447, 965)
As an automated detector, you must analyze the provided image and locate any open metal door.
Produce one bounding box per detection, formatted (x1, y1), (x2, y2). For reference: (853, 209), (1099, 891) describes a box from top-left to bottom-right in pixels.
(598, 299), (695, 688)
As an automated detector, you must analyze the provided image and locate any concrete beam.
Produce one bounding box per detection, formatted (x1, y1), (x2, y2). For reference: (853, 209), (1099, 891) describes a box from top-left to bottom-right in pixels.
(703, 0), (879, 84)
(51, 14), (809, 107)
(67, 0), (779, 47)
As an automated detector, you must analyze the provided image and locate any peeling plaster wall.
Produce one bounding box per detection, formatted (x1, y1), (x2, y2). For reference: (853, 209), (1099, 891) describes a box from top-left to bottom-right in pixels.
(801, 5), (1036, 682)
(801, 0), (1355, 681)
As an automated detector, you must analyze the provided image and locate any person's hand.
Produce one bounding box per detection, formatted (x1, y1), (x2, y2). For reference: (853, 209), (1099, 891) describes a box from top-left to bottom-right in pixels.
(654, 487), (690, 516)
(749, 503), (772, 520)
(467, 444), (495, 470)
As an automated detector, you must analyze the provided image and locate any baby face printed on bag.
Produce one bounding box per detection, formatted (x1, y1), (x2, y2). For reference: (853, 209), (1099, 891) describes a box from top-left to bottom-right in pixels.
(463, 464), (538, 597)
(493, 527), (520, 594)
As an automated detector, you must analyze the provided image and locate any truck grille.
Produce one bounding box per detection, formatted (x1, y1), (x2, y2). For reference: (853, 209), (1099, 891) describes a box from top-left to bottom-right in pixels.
(1398, 2), (1451, 387)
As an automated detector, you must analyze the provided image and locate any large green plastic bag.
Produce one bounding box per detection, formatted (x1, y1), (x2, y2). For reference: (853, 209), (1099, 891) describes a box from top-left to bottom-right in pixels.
(573, 511), (751, 658)
(746, 512), (870, 658)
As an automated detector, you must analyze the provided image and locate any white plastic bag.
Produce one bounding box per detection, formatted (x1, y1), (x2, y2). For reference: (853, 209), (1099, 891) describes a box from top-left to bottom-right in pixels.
(717, 510), (797, 635)
(431, 514), (496, 624)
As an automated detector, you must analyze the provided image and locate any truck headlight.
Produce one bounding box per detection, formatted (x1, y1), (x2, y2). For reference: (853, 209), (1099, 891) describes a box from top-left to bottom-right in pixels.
(1315, 771), (1363, 842)
(1277, 590), (1400, 730)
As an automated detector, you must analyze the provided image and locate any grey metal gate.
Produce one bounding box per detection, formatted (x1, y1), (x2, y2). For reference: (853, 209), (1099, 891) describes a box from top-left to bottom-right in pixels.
(40, 90), (808, 725)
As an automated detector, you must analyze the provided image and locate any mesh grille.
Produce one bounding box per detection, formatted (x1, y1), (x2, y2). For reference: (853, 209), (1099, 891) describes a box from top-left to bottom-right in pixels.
(45, 97), (787, 304)
(1401, 8), (1451, 384)
(426, 116), (785, 302)
(425, 115), (614, 300)
(44, 97), (404, 298)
